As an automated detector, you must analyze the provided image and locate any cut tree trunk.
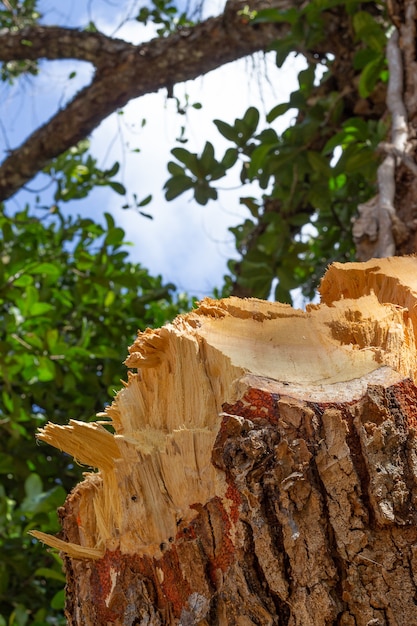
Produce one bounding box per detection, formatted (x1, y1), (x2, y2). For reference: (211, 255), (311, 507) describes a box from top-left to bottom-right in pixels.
(32, 257), (417, 625)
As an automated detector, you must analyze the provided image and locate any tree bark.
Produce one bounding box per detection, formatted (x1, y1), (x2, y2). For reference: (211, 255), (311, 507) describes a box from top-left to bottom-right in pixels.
(32, 256), (417, 625)
(353, 0), (417, 260)
(0, 0), (306, 202)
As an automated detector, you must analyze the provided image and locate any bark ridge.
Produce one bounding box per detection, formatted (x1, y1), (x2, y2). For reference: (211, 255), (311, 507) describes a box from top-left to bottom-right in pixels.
(32, 257), (417, 625)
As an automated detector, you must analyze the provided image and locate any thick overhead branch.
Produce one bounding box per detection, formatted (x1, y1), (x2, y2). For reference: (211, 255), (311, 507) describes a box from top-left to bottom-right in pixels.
(0, 26), (136, 65)
(0, 0), (301, 202)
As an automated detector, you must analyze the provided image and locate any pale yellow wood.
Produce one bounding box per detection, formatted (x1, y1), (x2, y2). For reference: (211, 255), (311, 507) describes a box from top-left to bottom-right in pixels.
(29, 530), (104, 560)
(35, 257), (417, 559)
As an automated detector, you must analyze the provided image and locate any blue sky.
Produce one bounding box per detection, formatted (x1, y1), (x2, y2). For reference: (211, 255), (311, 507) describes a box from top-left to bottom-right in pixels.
(2, 0), (304, 297)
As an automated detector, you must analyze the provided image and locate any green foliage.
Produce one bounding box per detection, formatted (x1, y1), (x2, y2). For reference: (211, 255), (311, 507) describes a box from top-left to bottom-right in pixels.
(352, 10), (388, 97)
(0, 0), (40, 82)
(165, 141), (235, 205)
(165, 1), (389, 302)
(43, 140), (128, 203)
(136, 0), (194, 36)
(0, 205), (191, 624)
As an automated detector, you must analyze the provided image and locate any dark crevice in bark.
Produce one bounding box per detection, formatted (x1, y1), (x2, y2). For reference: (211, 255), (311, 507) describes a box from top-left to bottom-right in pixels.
(313, 400), (375, 530)
(206, 593), (221, 626)
(308, 445), (347, 618)
(258, 486), (291, 625)
(345, 403), (375, 527)
(387, 383), (417, 524)
(241, 520), (282, 625)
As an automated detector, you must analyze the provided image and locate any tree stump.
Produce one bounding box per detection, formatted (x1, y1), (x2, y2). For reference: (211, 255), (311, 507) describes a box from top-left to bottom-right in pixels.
(32, 257), (417, 625)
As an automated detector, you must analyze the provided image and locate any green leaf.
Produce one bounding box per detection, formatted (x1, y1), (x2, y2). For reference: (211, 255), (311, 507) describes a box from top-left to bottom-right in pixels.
(322, 131), (346, 154)
(18, 285), (38, 315)
(343, 146), (375, 173)
(108, 181), (127, 195)
(105, 227), (125, 247)
(37, 356), (56, 382)
(213, 119), (239, 143)
(267, 102), (292, 122)
(12, 274), (33, 287)
(275, 282), (292, 304)
(10, 605), (29, 626)
(30, 302), (55, 316)
(353, 10), (375, 34)
(171, 147), (195, 167)
(253, 7), (298, 24)
(51, 589), (65, 610)
(30, 262), (62, 280)
(353, 11), (386, 51)
(104, 291), (116, 307)
(269, 39), (295, 68)
(24, 473), (43, 498)
(247, 143), (276, 179)
(306, 151), (331, 177)
(242, 107), (260, 134)
(353, 47), (380, 70)
(138, 194), (153, 207)
(298, 65), (315, 93)
(22, 484), (66, 514)
(358, 56), (385, 98)
(221, 148), (238, 169)
(200, 142), (216, 173)
(168, 161), (185, 176)
(2, 391), (14, 413)
(104, 212), (115, 230)
(34, 567), (66, 583)
(105, 161), (120, 177)
(194, 182), (217, 205)
(329, 173), (347, 191)
(46, 329), (59, 352)
(164, 175), (194, 200)
(85, 20), (98, 32)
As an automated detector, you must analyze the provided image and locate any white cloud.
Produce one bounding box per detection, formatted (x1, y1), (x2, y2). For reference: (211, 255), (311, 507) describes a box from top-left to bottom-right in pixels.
(89, 49), (304, 296)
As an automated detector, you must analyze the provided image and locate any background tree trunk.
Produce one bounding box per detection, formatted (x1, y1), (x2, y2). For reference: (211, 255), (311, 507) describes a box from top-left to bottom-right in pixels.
(33, 257), (417, 625)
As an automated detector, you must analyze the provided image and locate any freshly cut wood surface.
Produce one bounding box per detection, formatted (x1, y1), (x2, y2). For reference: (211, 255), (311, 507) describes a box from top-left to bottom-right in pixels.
(32, 257), (417, 625)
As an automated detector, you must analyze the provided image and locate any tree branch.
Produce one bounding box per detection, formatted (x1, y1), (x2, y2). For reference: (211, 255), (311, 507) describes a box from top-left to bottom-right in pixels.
(353, 28), (410, 260)
(0, 26), (136, 65)
(0, 0), (297, 201)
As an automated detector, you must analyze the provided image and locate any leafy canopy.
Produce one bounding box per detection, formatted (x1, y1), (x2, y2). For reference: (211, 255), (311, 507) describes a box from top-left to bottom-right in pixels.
(164, 0), (389, 301)
(0, 206), (191, 625)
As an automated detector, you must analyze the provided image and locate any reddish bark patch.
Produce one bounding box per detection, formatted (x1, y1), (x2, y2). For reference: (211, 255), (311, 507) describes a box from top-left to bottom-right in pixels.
(156, 547), (192, 616)
(90, 550), (123, 623)
(223, 388), (280, 424)
(225, 480), (241, 524)
(391, 378), (417, 429)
